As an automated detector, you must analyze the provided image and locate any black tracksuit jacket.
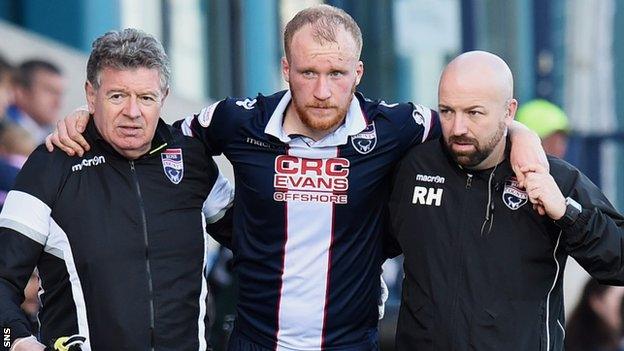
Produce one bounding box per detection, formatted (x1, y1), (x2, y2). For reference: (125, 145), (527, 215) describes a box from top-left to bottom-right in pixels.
(0, 119), (232, 350)
(388, 138), (624, 351)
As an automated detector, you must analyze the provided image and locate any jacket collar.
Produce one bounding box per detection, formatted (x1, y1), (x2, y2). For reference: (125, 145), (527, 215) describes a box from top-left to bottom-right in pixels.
(264, 90), (368, 147)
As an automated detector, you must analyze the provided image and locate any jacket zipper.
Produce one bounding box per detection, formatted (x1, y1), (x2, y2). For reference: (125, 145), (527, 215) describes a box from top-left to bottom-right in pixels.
(130, 160), (156, 351)
(466, 173), (473, 189)
(449, 172), (473, 349)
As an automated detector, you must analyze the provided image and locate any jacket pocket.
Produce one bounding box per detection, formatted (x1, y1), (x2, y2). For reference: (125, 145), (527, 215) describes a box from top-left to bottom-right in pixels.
(469, 302), (514, 350)
(396, 300), (433, 351)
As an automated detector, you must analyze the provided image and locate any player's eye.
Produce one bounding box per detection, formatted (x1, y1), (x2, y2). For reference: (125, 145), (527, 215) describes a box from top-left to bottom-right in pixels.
(108, 93), (127, 104)
(139, 95), (158, 106)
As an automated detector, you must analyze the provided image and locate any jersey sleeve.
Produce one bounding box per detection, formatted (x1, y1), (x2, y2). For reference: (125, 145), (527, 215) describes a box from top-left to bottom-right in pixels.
(173, 98), (243, 156)
(552, 159), (624, 284)
(408, 103), (441, 146)
(380, 102), (440, 152)
(0, 147), (64, 340)
(202, 159), (235, 249)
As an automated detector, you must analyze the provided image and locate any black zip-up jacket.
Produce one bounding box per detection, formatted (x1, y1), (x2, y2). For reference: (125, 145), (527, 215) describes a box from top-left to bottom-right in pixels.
(0, 119), (233, 350)
(388, 138), (624, 351)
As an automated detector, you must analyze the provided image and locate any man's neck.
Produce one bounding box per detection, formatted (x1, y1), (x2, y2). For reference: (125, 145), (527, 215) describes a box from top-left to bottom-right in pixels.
(113, 146), (149, 160)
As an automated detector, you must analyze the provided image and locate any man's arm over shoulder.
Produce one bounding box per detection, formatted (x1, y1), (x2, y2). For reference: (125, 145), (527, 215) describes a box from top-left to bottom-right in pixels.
(552, 158), (624, 284)
(375, 100), (440, 151)
(0, 146), (64, 343)
(174, 97), (252, 156)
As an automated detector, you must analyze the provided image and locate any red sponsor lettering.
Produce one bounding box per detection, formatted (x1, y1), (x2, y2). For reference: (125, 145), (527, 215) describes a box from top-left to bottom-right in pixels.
(274, 155), (350, 176)
(273, 155), (350, 199)
(275, 155), (299, 174)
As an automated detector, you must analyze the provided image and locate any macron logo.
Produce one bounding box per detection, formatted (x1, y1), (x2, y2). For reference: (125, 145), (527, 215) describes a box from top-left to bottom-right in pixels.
(72, 155), (106, 172)
(416, 174), (445, 184)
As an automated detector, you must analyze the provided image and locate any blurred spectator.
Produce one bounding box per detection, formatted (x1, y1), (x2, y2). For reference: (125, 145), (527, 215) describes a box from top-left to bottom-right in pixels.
(0, 123), (34, 208)
(566, 279), (624, 351)
(0, 55), (14, 119)
(7, 59), (65, 143)
(0, 122), (36, 166)
(0, 56), (37, 208)
(516, 99), (570, 158)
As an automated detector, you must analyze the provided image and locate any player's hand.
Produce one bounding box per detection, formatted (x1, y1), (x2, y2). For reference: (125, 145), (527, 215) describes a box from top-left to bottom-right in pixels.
(10, 336), (46, 351)
(508, 122), (548, 187)
(521, 164), (566, 220)
(45, 107), (92, 157)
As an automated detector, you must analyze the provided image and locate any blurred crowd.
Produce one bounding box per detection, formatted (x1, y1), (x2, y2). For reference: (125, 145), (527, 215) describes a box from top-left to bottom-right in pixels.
(0, 54), (64, 209)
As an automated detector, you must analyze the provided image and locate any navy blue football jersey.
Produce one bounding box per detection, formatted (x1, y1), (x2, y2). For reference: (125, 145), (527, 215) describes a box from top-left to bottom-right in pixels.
(179, 90), (439, 350)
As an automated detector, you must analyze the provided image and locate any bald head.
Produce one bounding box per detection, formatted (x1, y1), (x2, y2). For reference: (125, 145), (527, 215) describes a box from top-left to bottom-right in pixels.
(438, 51), (517, 170)
(440, 51), (514, 102)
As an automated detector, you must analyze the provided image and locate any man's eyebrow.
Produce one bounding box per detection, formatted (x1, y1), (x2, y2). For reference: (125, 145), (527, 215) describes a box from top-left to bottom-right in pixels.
(464, 105), (486, 110)
(104, 88), (127, 94)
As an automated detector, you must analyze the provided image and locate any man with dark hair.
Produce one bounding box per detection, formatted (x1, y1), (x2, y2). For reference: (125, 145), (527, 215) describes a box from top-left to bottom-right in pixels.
(0, 56), (21, 208)
(389, 51), (624, 351)
(47, 6), (547, 351)
(0, 55), (14, 119)
(0, 29), (233, 351)
(7, 59), (65, 142)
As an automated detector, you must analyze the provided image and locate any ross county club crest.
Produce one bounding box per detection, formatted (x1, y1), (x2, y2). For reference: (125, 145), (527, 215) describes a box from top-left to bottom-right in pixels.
(502, 177), (528, 210)
(351, 122), (377, 154)
(161, 148), (184, 184)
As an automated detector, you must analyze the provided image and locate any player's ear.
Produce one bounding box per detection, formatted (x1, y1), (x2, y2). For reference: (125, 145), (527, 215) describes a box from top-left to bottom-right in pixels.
(355, 61), (364, 86)
(281, 57), (290, 83)
(505, 98), (518, 126)
(161, 87), (170, 104)
(85, 81), (96, 114)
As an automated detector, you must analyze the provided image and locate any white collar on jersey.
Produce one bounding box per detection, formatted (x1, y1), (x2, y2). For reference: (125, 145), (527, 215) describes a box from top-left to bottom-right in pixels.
(264, 90), (368, 147)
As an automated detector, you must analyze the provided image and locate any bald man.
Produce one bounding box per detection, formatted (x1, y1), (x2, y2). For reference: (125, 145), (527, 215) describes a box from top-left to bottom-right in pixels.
(388, 51), (624, 351)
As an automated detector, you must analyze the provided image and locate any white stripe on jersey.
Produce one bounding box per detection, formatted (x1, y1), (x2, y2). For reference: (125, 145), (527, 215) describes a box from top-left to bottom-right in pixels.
(197, 213), (209, 351)
(275, 145), (337, 350)
(411, 104), (433, 143)
(47, 219), (92, 350)
(202, 170), (234, 224)
(0, 190), (51, 245)
(181, 116), (195, 137)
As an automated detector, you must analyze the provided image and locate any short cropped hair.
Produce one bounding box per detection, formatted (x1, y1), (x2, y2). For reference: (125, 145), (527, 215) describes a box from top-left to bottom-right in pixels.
(15, 59), (61, 89)
(283, 5), (362, 61)
(87, 28), (170, 92)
